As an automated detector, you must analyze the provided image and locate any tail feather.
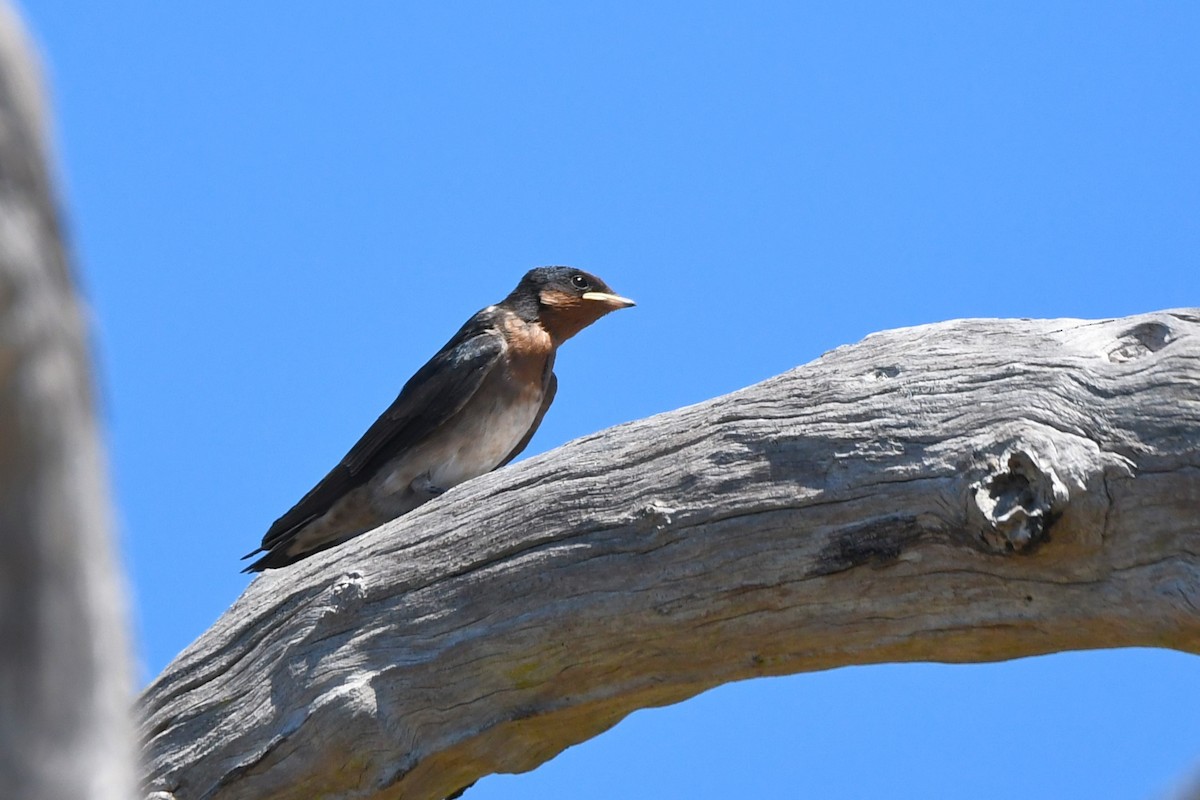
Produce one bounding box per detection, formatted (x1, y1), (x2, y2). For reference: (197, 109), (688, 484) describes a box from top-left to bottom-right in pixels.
(241, 530), (362, 573)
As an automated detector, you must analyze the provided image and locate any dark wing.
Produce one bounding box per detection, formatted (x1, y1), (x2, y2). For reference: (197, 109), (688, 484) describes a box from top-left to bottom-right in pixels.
(340, 327), (505, 476)
(247, 315), (506, 559)
(498, 368), (557, 468)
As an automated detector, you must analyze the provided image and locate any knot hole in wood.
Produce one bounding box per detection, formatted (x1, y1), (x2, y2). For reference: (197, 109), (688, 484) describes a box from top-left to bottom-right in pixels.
(969, 450), (1067, 554)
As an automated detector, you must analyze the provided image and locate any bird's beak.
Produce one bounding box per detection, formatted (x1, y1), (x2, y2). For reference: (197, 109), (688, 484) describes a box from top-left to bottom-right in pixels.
(582, 291), (636, 309)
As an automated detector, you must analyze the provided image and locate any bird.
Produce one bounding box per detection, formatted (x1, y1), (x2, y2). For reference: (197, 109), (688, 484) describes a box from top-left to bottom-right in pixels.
(241, 266), (635, 572)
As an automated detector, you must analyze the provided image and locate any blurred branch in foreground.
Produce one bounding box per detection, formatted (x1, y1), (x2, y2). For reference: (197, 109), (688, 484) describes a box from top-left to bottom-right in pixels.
(0, 3), (134, 799)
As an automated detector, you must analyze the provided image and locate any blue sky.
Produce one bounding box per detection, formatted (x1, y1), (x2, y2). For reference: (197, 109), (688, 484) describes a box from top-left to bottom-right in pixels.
(17, 1), (1199, 797)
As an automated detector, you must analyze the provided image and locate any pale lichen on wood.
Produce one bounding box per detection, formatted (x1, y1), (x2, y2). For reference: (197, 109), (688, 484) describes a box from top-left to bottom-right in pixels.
(140, 309), (1200, 800)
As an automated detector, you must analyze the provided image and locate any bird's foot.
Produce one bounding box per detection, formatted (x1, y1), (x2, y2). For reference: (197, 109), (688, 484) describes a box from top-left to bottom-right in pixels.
(411, 474), (448, 500)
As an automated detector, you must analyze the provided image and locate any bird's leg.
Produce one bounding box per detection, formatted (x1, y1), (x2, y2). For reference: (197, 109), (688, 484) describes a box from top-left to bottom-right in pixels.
(410, 473), (447, 501)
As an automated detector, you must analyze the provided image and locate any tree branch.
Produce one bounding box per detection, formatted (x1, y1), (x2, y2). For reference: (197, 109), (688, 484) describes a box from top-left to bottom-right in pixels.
(140, 309), (1200, 800)
(0, 3), (134, 797)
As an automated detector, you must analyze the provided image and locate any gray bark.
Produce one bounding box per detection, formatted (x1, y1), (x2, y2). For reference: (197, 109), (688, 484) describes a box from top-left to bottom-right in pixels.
(141, 309), (1200, 800)
(0, 3), (135, 799)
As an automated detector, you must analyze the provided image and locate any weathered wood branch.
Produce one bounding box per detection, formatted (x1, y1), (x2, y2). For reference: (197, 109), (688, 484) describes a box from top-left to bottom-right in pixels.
(141, 309), (1200, 800)
(0, 3), (134, 798)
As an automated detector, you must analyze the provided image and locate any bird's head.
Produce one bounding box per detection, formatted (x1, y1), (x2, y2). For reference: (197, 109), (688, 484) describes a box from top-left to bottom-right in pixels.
(509, 266), (635, 343)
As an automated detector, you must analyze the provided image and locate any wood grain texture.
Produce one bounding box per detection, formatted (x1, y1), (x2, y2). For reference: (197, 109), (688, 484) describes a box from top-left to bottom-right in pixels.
(141, 310), (1200, 800)
(0, 3), (135, 798)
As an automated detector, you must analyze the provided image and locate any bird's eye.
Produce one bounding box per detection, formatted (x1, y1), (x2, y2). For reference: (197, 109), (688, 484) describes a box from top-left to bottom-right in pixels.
(570, 274), (590, 290)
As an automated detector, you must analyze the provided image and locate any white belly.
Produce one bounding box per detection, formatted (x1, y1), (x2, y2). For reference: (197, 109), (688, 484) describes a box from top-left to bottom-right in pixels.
(426, 390), (542, 489)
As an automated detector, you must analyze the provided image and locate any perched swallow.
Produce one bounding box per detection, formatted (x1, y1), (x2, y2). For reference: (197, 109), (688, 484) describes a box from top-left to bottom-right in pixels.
(242, 266), (634, 572)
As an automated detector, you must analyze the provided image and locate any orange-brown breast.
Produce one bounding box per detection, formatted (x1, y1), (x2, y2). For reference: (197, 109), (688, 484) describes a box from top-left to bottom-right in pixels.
(502, 313), (555, 383)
